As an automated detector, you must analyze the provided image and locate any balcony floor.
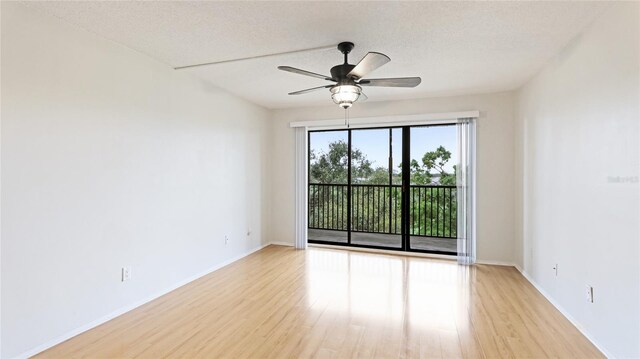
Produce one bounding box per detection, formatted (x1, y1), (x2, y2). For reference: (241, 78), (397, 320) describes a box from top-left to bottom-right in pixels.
(308, 229), (457, 254)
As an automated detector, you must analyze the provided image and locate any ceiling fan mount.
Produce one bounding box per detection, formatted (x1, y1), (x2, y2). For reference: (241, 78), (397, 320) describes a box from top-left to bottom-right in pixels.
(332, 42), (360, 83)
(278, 42), (421, 109)
(337, 41), (355, 55)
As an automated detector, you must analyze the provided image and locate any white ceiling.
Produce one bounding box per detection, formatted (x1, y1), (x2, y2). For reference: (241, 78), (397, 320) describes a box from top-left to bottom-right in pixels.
(27, 1), (608, 109)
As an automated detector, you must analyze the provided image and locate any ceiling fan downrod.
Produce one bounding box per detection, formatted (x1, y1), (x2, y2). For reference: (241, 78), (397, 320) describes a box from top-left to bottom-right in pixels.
(338, 41), (354, 65)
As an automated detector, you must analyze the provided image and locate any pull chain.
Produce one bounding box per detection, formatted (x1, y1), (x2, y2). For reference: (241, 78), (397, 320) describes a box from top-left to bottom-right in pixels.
(344, 107), (350, 128)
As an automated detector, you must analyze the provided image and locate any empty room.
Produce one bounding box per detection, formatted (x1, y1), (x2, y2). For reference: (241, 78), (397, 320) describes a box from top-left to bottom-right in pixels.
(1, 1), (638, 358)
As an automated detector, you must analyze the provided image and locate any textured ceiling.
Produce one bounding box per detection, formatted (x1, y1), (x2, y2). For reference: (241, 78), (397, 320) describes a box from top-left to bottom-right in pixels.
(26, 1), (608, 109)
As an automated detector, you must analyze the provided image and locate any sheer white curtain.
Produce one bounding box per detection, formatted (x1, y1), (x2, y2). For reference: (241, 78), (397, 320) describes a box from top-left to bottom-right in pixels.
(294, 127), (308, 249)
(456, 118), (476, 264)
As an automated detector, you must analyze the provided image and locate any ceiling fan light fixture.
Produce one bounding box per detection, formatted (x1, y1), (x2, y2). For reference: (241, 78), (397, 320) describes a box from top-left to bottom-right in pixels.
(330, 85), (361, 109)
(279, 42), (421, 107)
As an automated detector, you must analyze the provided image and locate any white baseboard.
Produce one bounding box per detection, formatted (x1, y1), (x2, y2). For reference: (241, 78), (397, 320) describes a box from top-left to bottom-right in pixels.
(268, 241), (294, 247)
(514, 266), (613, 358)
(15, 243), (270, 359)
(476, 259), (515, 266)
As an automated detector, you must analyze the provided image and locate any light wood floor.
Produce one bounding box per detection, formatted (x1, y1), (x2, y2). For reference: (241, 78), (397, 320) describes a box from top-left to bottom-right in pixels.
(37, 245), (603, 358)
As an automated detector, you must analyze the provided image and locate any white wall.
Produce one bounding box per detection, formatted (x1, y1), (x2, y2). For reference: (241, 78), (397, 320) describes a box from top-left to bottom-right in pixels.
(269, 92), (516, 264)
(4, 0), (637, 357)
(1, 3), (270, 357)
(515, 2), (639, 357)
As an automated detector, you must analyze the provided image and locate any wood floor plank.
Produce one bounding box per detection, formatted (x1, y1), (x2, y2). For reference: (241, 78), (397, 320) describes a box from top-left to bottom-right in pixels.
(35, 245), (603, 359)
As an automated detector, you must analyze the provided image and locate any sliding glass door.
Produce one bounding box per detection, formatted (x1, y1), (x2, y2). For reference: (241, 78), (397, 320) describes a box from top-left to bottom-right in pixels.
(407, 125), (458, 254)
(308, 124), (458, 255)
(350, 128), (403, 249)
(308, 130), (349, 244)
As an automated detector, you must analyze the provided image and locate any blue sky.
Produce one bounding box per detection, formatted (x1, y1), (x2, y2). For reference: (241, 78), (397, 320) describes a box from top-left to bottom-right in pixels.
(310, 125), (458, 173)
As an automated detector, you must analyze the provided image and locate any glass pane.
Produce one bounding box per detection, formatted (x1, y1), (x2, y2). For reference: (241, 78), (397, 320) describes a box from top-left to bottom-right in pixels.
(351, 129), (402, 248)
(409, 125), (457, 254)
(308, 130), (348, 244)
(309, 130), (349, 184)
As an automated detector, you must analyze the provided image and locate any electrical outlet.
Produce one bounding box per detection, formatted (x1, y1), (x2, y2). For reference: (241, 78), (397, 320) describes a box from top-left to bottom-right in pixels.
(122, 267), (131, 282)
(225, 235), (229, 245)
(586, 285), (594, 303)
(553, 264), (558, 276)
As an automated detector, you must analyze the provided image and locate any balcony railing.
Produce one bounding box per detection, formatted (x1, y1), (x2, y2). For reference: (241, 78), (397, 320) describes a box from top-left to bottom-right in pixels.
(308, 183), (457, 238)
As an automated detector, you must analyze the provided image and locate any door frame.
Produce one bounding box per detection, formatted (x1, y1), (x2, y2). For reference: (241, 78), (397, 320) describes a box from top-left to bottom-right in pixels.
(307, 124), (458, 256)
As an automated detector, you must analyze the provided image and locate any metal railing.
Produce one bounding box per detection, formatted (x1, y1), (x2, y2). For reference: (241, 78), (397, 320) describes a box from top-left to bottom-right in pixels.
(308, 183), (457, 238)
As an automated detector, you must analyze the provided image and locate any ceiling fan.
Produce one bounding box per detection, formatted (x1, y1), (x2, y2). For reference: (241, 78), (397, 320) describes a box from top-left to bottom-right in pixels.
(278, 42), (421, 109)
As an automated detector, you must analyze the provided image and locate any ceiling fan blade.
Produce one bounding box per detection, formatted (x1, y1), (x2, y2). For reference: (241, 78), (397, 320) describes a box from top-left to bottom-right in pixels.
(347, 52), (390, 79)
(278, 66), (333, 81)
(357, 92), (368, 102)
(358, 77), (421, 87)
(288, 85), (333, 95)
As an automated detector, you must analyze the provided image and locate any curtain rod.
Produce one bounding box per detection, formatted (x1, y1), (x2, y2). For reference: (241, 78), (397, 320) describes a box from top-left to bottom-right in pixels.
(289, 111), (480, 128)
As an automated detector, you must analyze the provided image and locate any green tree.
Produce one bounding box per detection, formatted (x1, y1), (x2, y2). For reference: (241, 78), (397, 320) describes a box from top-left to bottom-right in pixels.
(408, 159), (429, 184)
(311, 141), (456, 185)
(422, 146), (456, 185)
(309, 140), (457, 238)
(367, 167), (391, 185)
(310, 140), (372, 184)
(401, 146), (456, 185)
